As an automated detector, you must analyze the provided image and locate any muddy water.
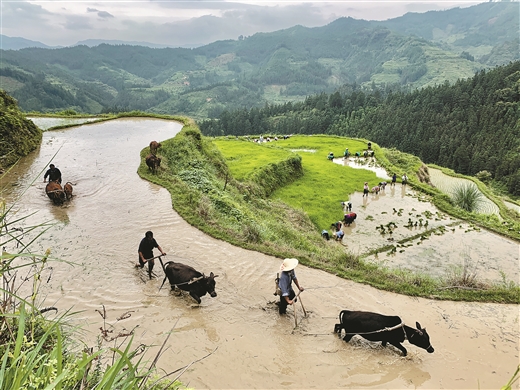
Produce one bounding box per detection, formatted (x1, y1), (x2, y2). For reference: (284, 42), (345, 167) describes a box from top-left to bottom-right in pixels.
(334, 156), (391, 180)
(2, 119), (519, 389)
(346, 188), (519, 284)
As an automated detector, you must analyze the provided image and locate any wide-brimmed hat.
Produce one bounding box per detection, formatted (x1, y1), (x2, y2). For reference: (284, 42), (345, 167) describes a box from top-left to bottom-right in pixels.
(280, 258), (298, 271)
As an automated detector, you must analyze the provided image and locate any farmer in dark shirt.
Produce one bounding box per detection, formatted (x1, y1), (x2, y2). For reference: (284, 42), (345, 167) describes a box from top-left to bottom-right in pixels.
(137, 231), (166, 278)
(391, 173), (397, 187)
(43, 164), (62, 184)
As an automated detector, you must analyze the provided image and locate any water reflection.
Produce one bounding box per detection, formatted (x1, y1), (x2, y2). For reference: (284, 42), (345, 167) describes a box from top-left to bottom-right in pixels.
(347, 362), (431, 388)
(48, 200), (71, 224)
(334, 157), (390, 179)
(27, 116), (102, 130)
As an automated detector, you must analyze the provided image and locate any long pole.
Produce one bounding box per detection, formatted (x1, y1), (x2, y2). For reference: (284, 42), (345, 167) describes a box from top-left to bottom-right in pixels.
(299, 293), (307, 317)
(294, 303), (298, 327)
(293, 290), (303, 327)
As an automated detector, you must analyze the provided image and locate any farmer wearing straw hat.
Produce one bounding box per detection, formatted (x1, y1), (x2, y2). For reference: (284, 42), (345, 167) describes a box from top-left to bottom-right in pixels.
(278, 258), (304, 315)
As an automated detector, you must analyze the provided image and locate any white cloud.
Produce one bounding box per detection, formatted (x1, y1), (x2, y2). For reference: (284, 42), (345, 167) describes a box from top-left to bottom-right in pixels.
(1, 0), (485, 47)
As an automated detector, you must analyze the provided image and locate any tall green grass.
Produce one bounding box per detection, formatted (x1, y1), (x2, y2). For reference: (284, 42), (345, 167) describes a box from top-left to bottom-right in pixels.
(501, 365), (520, 390)
(451, 183), (484, 212)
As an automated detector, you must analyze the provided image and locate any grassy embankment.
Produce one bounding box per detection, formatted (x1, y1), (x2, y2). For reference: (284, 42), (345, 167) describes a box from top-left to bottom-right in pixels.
(138, 119), (519, 304)
(0, 91), (42, 172)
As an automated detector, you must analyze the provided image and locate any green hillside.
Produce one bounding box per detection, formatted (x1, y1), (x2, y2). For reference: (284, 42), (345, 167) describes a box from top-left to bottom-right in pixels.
(138, 121), (519, 302)
(0, 90), (42, 171)
(376, 1), (518, 66)
(199, 61), (520, 198)
(0, 2), (517, 118)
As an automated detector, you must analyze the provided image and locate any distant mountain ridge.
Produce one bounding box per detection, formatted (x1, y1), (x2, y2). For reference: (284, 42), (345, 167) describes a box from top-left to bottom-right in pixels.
(0, 35), (202, 51)
(0, 35), (56, 50)
(2, 1), (517, 52)
(0, 1), (517, 117)
(74, 39), (201, 49)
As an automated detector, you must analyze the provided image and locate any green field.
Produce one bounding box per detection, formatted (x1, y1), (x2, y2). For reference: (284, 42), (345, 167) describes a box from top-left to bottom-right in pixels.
(214, 135), (383, 230)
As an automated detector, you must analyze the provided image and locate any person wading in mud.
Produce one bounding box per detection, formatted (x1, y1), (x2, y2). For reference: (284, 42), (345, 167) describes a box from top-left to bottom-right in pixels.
(277, 258), (304, 315)
(44, 164), (62, 184)
(137, 231), (166, 279)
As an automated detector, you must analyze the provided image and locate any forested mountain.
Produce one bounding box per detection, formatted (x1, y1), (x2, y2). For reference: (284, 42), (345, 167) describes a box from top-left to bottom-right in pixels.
(0, 2), (517, 118)
(0, 35), (54, 50)
(375, 1), (518, 67)
(199, 61), (520, 196)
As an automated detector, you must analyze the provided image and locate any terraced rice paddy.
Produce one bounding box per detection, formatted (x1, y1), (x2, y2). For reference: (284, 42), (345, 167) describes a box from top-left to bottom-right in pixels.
(5, 119), (518, 389)
(28, 116), (101, 130)
(428, 167), (500, 215)
(504, 200), (520, 213)
(343, 188), (518, 285)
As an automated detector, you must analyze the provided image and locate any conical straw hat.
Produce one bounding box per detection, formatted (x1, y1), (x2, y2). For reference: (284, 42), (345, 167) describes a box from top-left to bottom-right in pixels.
(280, 258), (298, 272)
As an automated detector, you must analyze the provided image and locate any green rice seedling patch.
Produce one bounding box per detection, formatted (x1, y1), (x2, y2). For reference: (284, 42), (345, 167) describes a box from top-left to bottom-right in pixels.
(213, 139), (293, 180)
(215, 135), (381, 231)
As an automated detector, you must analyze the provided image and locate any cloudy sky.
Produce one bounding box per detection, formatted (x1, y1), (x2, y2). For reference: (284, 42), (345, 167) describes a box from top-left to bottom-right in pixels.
(2, 0), (485, 47)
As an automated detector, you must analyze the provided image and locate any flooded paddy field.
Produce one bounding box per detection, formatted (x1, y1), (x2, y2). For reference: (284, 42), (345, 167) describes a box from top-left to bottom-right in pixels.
(2, 119), (518, 389)
(28, 116), (102, 130)
(428, 167), (500, 215)
(505, 200), (520, 213)
(334, 156), (391, 180)
(346, 187), (519, 285)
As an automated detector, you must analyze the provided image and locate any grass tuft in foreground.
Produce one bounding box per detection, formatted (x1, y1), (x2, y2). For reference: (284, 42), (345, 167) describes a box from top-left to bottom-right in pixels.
(451, 183), (484, 212)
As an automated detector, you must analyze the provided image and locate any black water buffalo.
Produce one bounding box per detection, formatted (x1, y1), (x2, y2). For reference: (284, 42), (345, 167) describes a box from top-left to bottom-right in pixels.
(45, 181), (65, 205)
(343, 212), (357, 226)
(145, 154), (161, 173)
(162, 261), (218, 304)
(334, 310), (434, 356)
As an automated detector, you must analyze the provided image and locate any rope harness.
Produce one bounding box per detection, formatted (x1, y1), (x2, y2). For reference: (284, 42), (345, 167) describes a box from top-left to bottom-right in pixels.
(342, 322), (407, 338)
(172, 275), (205, 287)
(341, 323), (433, 350)
(157, 255), (207, 291)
